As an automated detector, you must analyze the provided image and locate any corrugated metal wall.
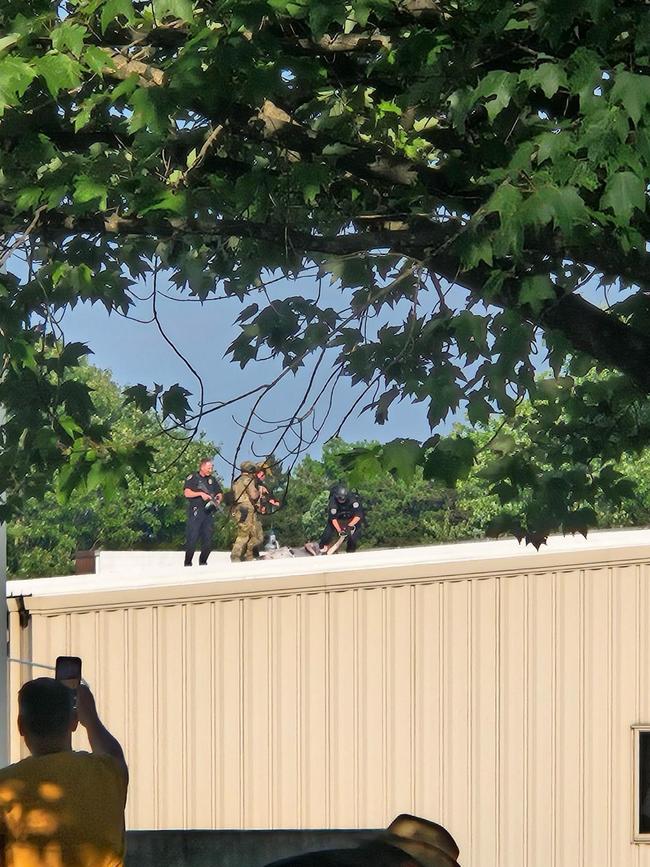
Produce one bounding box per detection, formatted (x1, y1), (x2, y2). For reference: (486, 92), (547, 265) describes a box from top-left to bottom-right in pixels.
(8, 553), (650, 866)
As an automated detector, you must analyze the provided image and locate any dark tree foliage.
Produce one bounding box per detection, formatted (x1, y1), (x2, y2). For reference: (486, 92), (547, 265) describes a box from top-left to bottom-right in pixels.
(1, 0), (650, 540)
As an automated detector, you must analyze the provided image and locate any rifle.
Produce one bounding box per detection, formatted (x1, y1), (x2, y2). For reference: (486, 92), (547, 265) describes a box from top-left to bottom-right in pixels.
(194, 478), (223, 514)
(326, 532), (348, 555)
(256, 483), (281, 515)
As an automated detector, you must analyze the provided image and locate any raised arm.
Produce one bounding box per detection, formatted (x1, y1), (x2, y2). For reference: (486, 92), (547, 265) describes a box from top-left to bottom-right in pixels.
(76, 684), (128, 781)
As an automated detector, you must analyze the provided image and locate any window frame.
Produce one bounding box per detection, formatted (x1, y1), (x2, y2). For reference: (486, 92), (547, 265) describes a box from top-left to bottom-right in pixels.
(632, 725), (650, 843)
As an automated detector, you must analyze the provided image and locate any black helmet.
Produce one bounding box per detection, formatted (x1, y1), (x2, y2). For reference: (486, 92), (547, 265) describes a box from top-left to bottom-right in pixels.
(332, 483), (349, 504)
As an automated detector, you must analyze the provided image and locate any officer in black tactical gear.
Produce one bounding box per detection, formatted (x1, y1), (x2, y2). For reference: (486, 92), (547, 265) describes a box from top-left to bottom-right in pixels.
(318, 482), (365, 553)
(183, 458), (223, 566)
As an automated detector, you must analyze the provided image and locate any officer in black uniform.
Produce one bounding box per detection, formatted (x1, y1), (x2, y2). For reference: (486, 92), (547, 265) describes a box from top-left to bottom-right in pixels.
(319, 482), (365, 553)
(183, 458), (223, 566)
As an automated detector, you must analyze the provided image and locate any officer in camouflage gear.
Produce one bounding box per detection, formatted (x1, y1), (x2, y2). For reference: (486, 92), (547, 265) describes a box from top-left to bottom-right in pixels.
(230, 460), (265, 562)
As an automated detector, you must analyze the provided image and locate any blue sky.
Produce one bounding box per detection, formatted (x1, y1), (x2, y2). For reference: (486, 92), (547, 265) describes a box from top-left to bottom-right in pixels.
(61, 269), (438, 477)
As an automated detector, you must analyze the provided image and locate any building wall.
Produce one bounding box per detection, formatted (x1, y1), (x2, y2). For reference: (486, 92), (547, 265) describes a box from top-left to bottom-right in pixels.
(8, 546), (650, 867)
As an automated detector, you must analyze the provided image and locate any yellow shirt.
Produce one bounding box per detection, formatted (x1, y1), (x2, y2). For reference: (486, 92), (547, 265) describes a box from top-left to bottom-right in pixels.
(0, 752), (127, 867)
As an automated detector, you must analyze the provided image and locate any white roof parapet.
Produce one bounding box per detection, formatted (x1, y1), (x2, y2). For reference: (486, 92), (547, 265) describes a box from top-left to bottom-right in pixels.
(6, 527), (650, 600)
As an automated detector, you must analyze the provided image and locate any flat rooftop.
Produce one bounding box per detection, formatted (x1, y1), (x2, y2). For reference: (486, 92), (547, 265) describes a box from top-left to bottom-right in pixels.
(7, 527), (650, 599)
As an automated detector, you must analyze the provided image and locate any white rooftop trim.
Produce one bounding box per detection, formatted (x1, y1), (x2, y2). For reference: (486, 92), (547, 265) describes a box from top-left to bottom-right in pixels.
(6, 527), (650, 599)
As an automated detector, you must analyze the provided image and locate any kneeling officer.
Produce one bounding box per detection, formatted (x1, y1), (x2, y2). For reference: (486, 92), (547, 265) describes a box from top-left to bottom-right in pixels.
(319, 483), (364, 554)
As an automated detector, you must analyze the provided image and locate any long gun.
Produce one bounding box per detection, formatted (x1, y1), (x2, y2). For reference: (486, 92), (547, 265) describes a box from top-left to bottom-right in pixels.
(256, 484), (281, 515)
(195, 478), (223, 514)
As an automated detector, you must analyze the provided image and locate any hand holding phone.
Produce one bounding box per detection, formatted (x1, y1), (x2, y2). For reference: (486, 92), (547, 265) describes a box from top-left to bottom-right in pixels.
(55, 656), (82, 690)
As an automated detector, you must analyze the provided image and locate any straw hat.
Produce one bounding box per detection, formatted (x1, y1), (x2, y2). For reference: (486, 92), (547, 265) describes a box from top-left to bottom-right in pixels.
(380, 814), (461, 867)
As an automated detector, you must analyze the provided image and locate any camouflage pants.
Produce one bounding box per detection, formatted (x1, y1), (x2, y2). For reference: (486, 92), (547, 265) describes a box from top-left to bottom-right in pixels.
(231, 508), (264, 562)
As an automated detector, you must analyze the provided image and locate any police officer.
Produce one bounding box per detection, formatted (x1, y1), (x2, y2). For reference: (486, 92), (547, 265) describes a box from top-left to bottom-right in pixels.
(183, 458), (223, 566)
(318, 482), (365, 553)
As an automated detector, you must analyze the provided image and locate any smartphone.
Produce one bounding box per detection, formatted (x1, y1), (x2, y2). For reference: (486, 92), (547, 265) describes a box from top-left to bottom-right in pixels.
(55, 656), (82, 690)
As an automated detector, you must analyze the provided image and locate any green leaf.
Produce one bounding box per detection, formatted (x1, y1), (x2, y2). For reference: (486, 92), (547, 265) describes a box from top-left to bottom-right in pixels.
(74, 93), (107, 131)
(422, 437), (476, 487)
(101, 0), (136, 33)
(0, 56), (37, 109)
(377, 100), (401, 116)
(84, 46), (112, 75)
(153, 0), (195, 21)
(74, 175), (108, 210)
(466, 394), (493, 426)
(161, 384), (192, 421)
(293, 163), (329, 205)
(0, 34), (20, 53)
(520, 275), (556, 313)
(425, 365), (464, 426)
(460, 236), (493, 269)
(15, 186), (42, 212)
(483, 270), (507, 299)
(601, 171), (646, 222)
(51, 22), (87, 58)
(373, 386), (400, 424)
(523, 185), (587, 235)
(610, 70), (650, 126)
(484, 182), (523, 220)
(485, 513), (523, 540)
(110, 73), (138, 102)
(139, 189), (186, 215)
(487, 431), (517, 455)
(128, 87), (168, 134)
(58, 414), (82, 438)
(380, 438), (423, 481)
(34, 53), (82, 98)
(308, 1), (347, 39)
(504, 16), (531, 31)
(520, 63), (568, 98)
(339, 445), (383, 488)
(59, 342), (92, 366)
(84, 460), (105, 493)
(153, 0), (194, 22)
(562, 506), (597, 537)
(534, 131), (573, 165)
(123, 384), (158, 412)
(59, 379), (95, 422)
(474, 71), (518, 121)
(568, 47), (603, 110)
(453, 310), (488, 355)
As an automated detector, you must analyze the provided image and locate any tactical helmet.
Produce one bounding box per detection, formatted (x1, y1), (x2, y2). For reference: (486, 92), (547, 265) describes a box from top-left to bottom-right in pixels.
(240, 460), (257, 473)
(332, 483), (349, 504)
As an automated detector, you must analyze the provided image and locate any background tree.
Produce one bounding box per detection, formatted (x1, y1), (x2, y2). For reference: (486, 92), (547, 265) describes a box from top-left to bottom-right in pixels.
(8, 362), (225, 577)
(1, 1), (650, 540)
(268, 416), (650, 552)
(449, 371), (650, 544)
(274, 438), (486, 547)
(12, 375), (650, 577)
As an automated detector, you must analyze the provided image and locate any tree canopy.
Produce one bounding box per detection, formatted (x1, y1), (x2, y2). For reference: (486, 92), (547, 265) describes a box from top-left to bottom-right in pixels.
(8, 361), (225, 576)
(1, 0), (650, 540)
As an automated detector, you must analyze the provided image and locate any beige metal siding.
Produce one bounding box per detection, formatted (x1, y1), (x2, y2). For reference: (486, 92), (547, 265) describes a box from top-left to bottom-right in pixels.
(8, 549), (650, 867)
